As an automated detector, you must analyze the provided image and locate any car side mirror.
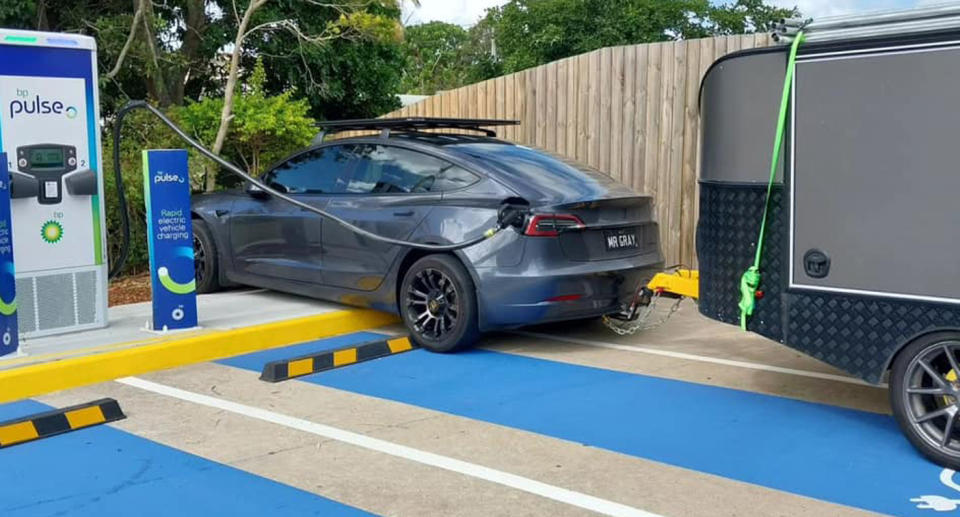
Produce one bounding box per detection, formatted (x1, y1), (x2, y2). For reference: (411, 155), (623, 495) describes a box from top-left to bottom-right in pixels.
(245, 181), (270, 199)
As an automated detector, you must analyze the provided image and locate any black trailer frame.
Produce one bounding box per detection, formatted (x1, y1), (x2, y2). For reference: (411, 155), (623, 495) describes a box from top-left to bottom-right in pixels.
(697, 28), (960, 468)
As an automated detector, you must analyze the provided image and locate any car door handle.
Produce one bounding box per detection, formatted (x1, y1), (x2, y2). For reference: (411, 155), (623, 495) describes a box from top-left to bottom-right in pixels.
(215, 209), (230, 217)
(393, 210), (414, 217)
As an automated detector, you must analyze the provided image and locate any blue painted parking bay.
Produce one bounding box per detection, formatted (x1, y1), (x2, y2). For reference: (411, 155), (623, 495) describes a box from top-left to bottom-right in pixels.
(222, 331), (948, 516)
(0, 399), (370, 517)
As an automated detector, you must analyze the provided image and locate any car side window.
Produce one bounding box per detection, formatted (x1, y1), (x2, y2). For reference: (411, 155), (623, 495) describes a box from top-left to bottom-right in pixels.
(341, 145), (479, 194)
(263, 146), (354, 194)
(433, 165), (480, 192)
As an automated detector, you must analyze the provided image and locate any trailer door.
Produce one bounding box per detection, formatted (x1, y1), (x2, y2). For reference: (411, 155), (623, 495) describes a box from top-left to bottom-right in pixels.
(790, 42), (960, 303)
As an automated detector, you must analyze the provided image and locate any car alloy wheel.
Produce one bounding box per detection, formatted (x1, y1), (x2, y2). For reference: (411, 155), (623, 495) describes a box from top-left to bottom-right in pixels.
(900, 340), (960, 459)
(405, 267), (459, 340)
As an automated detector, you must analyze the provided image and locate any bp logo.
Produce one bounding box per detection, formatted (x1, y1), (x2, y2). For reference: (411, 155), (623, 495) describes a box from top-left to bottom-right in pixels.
(40, 220), (63, 244)
(65, 106), (77, 119)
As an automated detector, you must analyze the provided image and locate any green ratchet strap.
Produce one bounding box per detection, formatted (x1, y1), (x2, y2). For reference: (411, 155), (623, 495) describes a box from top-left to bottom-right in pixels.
(739, 31), (805, 331)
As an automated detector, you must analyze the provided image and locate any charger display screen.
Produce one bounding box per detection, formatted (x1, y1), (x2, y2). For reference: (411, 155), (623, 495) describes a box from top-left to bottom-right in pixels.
(28, 147), (65, 169)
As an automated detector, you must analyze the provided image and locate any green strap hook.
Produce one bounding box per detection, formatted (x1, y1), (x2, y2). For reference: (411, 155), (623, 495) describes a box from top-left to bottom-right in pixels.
(739, 31), (805, 331)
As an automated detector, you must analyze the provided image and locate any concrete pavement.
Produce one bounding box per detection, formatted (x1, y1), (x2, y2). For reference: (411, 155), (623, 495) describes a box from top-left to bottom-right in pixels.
(1, 297), (945, 516)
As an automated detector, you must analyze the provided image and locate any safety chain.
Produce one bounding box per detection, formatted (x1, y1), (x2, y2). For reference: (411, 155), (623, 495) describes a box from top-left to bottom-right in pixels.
(601, 290), (684, 336)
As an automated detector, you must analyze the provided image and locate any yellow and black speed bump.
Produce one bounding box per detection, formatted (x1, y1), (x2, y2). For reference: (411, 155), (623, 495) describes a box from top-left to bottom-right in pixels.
(0, 398), (125, 448)
(260, 336), (416, 383)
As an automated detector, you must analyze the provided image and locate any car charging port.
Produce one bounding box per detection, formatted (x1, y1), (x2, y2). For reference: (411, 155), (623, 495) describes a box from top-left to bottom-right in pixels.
(497, 198), (530, 231)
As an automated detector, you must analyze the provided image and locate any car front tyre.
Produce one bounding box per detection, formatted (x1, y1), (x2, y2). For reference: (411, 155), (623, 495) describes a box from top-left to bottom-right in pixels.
(891, 331), (960, 469)
(193, 219), (221, 294)
(400, 254), (479, 353)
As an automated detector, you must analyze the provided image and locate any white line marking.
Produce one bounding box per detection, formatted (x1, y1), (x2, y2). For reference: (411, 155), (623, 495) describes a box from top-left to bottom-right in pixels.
(117, 376), (659, 517)
(511, 331), (883, 388)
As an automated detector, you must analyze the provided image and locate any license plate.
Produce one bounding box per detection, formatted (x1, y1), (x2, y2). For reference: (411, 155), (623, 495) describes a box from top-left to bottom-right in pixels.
(603, 229), (639, 251)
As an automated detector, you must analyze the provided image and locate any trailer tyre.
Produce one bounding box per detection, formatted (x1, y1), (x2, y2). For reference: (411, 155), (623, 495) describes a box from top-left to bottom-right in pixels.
(400, 254), (479, 353)
(891, 332), (960, 469)
(192, 219), (221, 294)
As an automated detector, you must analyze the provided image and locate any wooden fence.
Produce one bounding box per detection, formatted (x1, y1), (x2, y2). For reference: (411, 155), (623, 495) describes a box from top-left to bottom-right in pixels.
(380, 33), (771, 266)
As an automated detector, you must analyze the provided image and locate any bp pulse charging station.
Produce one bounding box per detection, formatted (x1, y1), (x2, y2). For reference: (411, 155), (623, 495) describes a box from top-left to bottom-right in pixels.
(0, 28), (108, 344)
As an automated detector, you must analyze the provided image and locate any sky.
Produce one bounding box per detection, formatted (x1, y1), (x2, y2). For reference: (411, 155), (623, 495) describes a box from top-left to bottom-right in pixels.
(402, 0), (934, 27)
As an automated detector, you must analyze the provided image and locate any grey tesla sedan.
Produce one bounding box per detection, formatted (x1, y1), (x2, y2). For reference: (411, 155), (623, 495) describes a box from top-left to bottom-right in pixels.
(190, 118), (663, 351)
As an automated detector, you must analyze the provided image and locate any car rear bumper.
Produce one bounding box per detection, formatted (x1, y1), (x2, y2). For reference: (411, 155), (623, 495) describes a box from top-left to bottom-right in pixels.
(473, 250), (663, 330)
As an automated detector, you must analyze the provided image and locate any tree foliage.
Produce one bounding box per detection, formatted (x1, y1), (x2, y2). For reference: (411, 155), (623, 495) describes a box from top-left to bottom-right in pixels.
(0, 0), (408, 119)
(401, 21), (470, 94)
(175, 59), (316, 183)
(400, 21), (500, 94)
(403, 0), (800, 81)
(241, 0), (405, 120)
(709, 0), (800, 35)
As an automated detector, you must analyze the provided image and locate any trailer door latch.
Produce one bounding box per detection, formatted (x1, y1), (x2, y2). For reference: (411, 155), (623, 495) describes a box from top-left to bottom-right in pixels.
(803, 249), (830, 278)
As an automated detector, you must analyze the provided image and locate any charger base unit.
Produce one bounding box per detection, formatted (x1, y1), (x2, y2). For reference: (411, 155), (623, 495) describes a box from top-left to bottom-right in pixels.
(0, 29), (108, 338)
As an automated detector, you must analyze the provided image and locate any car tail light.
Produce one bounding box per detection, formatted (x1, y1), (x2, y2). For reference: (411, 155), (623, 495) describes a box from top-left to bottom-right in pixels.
(524, 214), (585, 237)
(545, 294), (583, 302)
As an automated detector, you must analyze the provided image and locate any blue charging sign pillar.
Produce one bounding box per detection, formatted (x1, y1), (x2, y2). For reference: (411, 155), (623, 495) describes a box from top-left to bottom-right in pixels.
(0, 154), (17, 355)
(143, 150), (197, 331)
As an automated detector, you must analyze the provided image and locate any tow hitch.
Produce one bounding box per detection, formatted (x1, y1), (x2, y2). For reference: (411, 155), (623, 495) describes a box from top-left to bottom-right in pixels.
(602, 269), (699, 335)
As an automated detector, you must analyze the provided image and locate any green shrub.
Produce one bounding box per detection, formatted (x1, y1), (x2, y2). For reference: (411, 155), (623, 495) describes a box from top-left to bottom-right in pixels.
(103, 66), (316, 275)
(174, 59), (317, 189)
(103, 110), (177, 275)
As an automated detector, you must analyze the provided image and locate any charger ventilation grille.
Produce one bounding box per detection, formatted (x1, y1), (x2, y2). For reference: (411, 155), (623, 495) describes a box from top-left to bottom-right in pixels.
(16, 269), (103, 336)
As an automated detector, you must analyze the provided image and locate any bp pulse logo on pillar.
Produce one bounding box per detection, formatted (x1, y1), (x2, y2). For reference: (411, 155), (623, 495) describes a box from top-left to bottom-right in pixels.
(8, 88), (77, 120)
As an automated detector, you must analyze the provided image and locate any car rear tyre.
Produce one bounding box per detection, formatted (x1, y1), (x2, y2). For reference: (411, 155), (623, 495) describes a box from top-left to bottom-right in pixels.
(400, 254), (479, 353)
(891, 331), (960, 469)
(193, 219), (221, 294)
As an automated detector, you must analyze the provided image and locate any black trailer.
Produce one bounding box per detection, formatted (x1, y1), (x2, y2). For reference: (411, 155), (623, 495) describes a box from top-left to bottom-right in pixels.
(697, 7), (960, 468)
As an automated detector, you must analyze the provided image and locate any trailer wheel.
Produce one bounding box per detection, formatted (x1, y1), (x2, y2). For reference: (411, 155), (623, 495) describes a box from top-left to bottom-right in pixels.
(400, 254), (479, 353)
(891, 332), (960, 469)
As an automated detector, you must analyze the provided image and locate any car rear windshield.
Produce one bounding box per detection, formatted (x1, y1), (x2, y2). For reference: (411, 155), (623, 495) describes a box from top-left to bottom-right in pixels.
(450, 142), (624, 196)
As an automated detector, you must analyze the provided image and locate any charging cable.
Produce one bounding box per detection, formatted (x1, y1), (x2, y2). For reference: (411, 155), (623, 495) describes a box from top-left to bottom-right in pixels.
(109, 101), (527, 278)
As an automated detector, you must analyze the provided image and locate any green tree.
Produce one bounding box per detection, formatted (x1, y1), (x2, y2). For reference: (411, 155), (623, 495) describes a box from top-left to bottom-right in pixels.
(709, 0), (798, 34)
(401, 21), (470, 94)
(175, 59), (317, 183)
(486, 0), (798, 74)
(0, 1), (409, 120)
(249, 0), (407, 121)
(463, 14), (502, 84)
(400, 21), (502, 94)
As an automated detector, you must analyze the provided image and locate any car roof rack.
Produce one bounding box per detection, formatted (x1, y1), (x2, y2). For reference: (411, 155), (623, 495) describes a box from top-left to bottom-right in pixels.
(313, 117), (520, 144)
